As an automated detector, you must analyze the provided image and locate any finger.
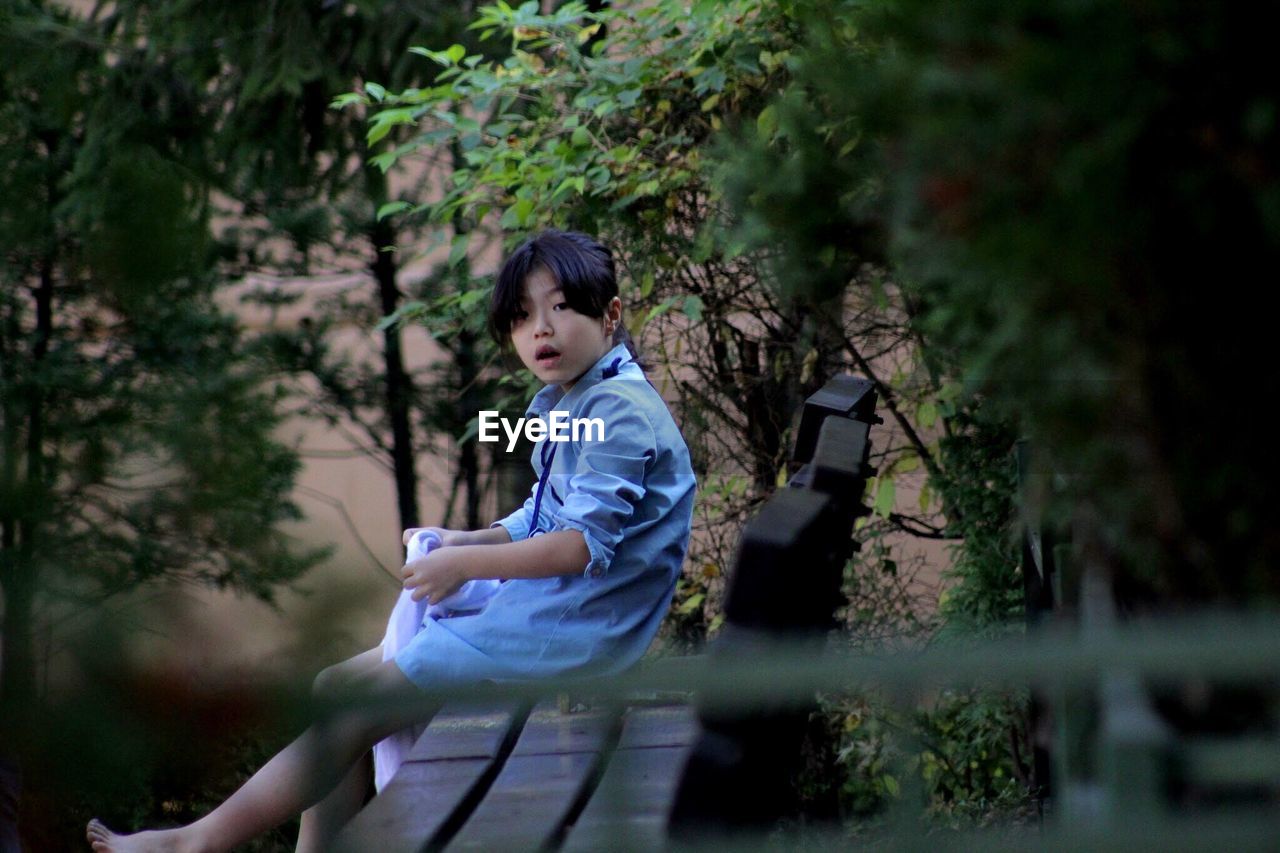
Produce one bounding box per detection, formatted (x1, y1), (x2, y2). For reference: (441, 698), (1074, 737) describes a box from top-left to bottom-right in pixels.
(403, 527), (425, 546)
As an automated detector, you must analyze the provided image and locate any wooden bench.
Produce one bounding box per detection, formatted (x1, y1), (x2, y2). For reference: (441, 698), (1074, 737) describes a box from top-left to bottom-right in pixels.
(335, 375), (879, 851)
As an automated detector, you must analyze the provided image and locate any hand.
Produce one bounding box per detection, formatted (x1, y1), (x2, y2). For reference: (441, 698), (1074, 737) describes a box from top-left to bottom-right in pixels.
(402, 546), (471, 604)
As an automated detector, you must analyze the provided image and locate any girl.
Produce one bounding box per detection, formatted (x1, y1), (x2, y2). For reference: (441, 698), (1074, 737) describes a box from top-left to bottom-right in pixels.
(87, 230), (697, 853)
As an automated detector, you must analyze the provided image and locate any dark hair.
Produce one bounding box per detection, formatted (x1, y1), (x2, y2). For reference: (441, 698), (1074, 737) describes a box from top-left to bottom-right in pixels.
(489, 229), (644, 366)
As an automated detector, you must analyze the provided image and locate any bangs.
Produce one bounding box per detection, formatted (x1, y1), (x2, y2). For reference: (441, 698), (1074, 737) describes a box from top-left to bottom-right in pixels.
(489, 252), (534, 342)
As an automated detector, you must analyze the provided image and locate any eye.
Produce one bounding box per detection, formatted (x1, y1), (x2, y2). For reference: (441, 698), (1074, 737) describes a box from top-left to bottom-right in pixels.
(553, 302), (569, 311)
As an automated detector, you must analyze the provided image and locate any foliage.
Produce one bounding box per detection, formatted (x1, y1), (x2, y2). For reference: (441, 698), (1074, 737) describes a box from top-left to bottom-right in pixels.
(848, 0), (1280, 602)
(352, 0), (1009, 645)
(710, 0), (1025, 630)
(842, 541), (934, 645)
(27, 657), (306, 853)
(797, 689), (1032, 828)
(931, 412), (1022, 631)
(97, 0), (515, 535)
(0, 0), (324, 658)
(716, 0), (1280, 828)
(914, 690), (1031, 825)
(0, 2), (325, 845)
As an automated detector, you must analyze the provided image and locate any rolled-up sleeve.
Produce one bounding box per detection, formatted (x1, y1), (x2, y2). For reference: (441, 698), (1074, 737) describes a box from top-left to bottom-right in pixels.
(552, 388), (654, 578)
(491, 488), (537, 542)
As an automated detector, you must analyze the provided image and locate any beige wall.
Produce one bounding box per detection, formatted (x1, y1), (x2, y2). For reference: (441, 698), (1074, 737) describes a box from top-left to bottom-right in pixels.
(114, 269), (459, 681)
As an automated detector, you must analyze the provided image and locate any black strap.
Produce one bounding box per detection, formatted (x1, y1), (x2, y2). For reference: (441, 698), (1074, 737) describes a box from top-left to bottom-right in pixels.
(528, 355), (628, 537)
(529, 439), (559, 536)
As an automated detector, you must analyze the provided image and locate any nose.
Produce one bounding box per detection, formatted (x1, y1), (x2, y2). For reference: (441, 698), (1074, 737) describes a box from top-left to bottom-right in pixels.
(532, 307), (553, 336)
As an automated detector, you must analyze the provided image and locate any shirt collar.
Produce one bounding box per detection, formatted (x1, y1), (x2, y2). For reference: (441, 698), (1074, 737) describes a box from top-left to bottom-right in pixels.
(525, 343), (636, 417)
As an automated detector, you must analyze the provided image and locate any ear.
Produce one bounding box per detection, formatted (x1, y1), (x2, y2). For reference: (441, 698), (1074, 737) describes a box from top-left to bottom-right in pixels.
(605, 296), (622, 330)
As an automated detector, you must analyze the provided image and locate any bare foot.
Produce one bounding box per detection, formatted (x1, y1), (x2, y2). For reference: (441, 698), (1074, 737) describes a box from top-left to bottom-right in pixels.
(85, 818), (206, 853)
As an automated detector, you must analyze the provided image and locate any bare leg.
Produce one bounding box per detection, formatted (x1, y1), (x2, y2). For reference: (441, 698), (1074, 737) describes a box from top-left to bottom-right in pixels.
(295, 646), (384, 853)
(87, 651), (427, 853)
(294, 750), (370, 853)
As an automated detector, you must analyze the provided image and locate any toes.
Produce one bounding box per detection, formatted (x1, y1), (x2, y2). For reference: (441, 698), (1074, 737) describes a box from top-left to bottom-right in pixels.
(86, 819), (112, 843)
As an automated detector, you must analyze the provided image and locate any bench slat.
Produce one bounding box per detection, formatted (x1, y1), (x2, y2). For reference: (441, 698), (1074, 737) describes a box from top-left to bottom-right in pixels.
(561, 746), (693, 852)
(445, 752), (601, 850)
(410, 701), (526, 761)
(511, 701), (618, 757)
(445, 702), (618, 850)
(334, 758), (499, 853)
(561, 706), (699, 852)
(333, 701), (524, 853)
(616, 704), (700, 750)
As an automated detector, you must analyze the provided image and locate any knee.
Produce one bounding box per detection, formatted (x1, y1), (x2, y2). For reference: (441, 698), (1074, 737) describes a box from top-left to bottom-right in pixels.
(311, 666), (371, 738)
(311, 650), (390, 709)
(312, 663), (345, 704)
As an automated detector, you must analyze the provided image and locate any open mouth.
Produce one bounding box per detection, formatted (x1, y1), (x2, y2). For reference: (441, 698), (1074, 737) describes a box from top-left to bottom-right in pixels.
(535, 345), (561, 364)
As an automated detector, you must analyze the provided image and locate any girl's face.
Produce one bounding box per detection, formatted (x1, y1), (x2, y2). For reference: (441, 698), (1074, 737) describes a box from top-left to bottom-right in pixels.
(511, 266), (621, 392)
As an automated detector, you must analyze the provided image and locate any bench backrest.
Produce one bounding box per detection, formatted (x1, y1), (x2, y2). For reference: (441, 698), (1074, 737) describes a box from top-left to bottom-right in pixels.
(670, 374), (879, 833)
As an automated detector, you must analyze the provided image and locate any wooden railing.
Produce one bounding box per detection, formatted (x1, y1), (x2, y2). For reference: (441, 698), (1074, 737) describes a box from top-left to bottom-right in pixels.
(1019, 441), (1280, 837)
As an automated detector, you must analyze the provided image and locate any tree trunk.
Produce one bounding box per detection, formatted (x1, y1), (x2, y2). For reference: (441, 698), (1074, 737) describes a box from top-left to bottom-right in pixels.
(369, 213), (420, 533)
(0, 253), (52, 840)
(455, 328), (483, 530)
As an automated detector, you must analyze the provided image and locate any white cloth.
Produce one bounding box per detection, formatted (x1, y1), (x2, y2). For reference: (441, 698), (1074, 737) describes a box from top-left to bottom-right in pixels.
(372, 530), (501, 791)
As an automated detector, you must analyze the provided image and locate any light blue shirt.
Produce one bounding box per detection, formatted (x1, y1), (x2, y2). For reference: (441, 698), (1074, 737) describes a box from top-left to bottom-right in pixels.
(394, 344), (697, 689)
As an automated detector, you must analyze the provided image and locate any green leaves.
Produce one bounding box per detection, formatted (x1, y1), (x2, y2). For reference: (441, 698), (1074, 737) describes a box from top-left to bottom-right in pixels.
(376, 200), (411, 220)
(343, 0), (771, 241)
(640, 296), (678, 328)
(448, 232), (471, 268)
(677, 592), (705, 615)
(916, 399), (938, 429)
(756, 104), (779, 140)
(330, 92), (366, 109)
(870, 475), (896, 519)
(499, 197), (535, 228)
(410, 43), (468, 66)
(366, 107), (417, 146)
(375, 300), (427, 332)
(682, 294), (704, 322)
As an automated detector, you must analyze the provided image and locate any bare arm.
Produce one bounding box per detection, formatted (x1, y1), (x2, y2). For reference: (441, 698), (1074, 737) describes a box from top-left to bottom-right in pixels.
(400, 529), (591, 604)
(401, 525), (512, 548)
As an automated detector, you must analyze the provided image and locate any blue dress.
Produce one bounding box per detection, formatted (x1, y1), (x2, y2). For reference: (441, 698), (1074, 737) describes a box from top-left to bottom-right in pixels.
(393, 344), (697, 690)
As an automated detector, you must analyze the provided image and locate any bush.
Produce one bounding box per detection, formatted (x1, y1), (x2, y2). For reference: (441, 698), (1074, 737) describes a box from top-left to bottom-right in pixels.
(796, 689), (1034, 831)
